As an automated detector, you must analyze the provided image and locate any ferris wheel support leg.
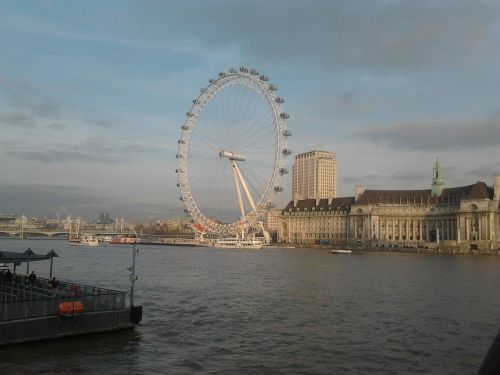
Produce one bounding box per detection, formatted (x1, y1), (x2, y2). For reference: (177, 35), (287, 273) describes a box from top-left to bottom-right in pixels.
(258, 221), (271, 245)
(232, 161), (246, 222)
(232, 161), (256, 209)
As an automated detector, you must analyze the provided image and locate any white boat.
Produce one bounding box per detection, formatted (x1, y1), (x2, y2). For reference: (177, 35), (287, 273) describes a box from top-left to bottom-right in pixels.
(214, 238), (263, 249)
(69, 234), (99, 247)
(330, 249), (352, 254)
(81, 234), (99, 246)
(97, 235), (112, 243)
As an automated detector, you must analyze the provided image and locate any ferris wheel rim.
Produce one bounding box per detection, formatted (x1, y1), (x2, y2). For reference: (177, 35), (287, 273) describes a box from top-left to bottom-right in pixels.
(176, 68), (290, 235)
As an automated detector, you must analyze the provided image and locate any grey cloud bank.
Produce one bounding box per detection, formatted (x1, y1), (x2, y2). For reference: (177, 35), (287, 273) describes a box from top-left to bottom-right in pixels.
(354, 116), (500, 151)
(132, 0), (499, 72)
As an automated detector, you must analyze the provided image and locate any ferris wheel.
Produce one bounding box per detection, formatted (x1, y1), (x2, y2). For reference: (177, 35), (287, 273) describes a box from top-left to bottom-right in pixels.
(176, 67), (291, 238)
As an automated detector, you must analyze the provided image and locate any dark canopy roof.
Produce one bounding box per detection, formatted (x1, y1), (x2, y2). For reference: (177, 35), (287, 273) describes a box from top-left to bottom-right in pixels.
(0, 250), (57, 264)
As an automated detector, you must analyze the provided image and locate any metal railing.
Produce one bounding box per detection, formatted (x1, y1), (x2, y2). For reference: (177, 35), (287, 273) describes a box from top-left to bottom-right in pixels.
(0, 276), (126, 322)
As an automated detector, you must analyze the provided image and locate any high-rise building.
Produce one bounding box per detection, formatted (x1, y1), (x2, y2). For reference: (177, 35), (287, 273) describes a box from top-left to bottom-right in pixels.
(292, 150), (336, 201)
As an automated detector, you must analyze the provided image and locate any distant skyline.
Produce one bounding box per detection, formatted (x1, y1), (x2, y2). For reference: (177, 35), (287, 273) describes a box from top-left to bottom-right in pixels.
(1, 0), (499, 219)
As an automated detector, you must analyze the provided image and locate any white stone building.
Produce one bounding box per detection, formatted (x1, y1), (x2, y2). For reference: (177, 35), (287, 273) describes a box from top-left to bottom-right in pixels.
(280, 160), (500, 252)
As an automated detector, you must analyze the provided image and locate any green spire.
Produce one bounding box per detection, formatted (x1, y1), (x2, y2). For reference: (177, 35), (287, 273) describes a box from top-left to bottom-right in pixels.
(431, 157), (444, 197)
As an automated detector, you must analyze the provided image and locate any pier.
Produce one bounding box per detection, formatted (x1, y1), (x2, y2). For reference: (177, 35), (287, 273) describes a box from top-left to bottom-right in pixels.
(0, 250), (142, 345)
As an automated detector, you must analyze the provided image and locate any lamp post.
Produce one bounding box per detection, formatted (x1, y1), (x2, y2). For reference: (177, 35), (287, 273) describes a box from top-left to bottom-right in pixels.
(46, 249), (58, 278)
(24, 248), (34, 274)
(128, 243), (138, 307)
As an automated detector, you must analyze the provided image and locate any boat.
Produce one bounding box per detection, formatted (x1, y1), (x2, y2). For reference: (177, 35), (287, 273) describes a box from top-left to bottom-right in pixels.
(66, 216), (99, 246)
(68, 234), (99, 247)
(214, 238), (263, 249)
(330, 249), (352, 254)
(110, 236), (139, 244)
(97, 235), (112, 243)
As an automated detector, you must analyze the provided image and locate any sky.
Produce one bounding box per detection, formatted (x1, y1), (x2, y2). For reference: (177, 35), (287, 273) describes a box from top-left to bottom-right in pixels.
(0, 0), (499, 221)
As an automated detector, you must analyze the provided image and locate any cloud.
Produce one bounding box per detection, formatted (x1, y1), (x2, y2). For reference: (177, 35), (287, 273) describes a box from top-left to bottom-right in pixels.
(0, 111), (37, 128)
(128, 0), (499, 72)
(466, 163), (500, 179)
(4, 137), (167, 164)
(353, 116), (500, 151)
(0, 183), (185, 220)
(337, 91), (356, 107)
(341, 170), (430, 190)
(0, 76), (122, 130)
(45, 123), (67, 130)
(0, 184), (107, 218)
(0, 76), (61, 118)
(12, 150), (103, 163)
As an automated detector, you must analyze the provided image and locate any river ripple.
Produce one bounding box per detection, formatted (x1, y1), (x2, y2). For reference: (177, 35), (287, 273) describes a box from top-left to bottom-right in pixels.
(0, 238), (499, 374)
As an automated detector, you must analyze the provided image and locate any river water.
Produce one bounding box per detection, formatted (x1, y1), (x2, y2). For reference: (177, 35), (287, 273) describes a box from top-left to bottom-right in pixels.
(0, 238), (499, 374)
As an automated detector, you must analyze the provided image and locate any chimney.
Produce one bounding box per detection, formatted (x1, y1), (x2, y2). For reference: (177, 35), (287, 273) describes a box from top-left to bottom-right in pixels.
(354, 184), (364, 202)
(494, 174), (500, 201)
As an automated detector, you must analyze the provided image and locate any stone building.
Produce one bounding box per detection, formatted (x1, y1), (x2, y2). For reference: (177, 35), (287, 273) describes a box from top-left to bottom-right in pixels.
(264, 208), (282, 233)
(281, 197), (353, 245)
(280, 160), (500, 252)
(292, 150), (336, 201)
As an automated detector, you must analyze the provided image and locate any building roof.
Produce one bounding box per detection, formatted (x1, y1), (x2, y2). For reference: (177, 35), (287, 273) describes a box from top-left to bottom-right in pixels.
(0, 250), (57, 264)
(294, 150), (336, 158)
(282, 181), (497, 211)
(283, 197), (354, 212)
(355, 181), (494, 205)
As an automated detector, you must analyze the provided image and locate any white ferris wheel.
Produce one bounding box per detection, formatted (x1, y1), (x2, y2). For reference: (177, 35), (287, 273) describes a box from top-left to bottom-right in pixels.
(176, 67), (291, 239)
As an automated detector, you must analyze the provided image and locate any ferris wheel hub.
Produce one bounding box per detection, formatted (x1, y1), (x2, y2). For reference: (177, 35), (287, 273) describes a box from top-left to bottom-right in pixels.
(219, 150), (246, 161)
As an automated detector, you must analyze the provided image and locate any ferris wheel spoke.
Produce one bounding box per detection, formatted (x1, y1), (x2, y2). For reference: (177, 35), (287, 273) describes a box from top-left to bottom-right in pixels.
(237, 123), (275, 148)
(239, 162), (268, 192)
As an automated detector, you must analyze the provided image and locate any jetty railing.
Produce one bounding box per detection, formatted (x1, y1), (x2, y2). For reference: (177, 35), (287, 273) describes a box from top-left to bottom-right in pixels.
(0, 276), (126, 322)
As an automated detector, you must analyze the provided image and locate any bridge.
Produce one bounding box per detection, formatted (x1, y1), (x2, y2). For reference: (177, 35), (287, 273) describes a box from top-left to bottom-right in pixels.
(0, 228), (136, 238)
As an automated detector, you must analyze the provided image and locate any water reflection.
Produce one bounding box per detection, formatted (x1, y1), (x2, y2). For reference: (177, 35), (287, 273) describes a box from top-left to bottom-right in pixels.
(0, 238), (498, 374)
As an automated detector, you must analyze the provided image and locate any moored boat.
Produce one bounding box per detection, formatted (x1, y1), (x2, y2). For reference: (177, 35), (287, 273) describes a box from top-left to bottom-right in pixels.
(330, 249), (352, 254)
(214, 238), (263, 249)
(68, 234), (99, 247)
(110, 236), (139, 244)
